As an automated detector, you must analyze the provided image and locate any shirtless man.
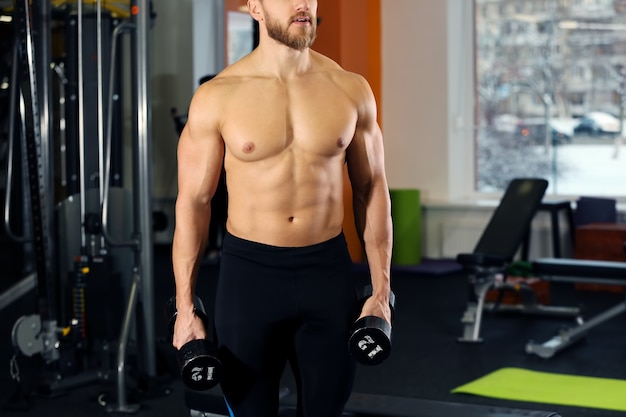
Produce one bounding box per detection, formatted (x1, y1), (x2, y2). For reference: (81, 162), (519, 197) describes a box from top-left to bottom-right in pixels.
(172, 0), (392, 415)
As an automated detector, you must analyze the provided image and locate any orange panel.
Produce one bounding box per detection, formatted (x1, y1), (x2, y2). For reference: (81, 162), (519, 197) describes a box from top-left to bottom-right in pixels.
(316, 0), (382, 262)
(313, 1), (341, 62)
(224, 0), (246, 13)
(339, 0), (381, 262)
(339, 0), (381, 124)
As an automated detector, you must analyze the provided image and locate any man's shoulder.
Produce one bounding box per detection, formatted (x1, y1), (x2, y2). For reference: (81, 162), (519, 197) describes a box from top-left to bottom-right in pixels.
(192, 70), (247, 105)
(310, 50), (368, 85)
(198, 70), (242, 90)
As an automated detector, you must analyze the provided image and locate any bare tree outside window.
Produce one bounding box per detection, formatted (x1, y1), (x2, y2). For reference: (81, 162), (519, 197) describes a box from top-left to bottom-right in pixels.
(475, 0), (626, 196)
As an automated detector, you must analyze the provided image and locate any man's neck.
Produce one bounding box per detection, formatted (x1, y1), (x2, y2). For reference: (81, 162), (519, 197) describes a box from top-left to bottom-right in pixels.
(253, 40), (313, 81)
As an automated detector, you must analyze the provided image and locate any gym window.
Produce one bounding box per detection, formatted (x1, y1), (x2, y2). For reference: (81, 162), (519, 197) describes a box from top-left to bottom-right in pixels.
(473, 0), (626, 197)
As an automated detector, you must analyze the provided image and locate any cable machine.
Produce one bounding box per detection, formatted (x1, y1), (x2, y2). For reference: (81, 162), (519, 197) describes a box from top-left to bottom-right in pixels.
(4, 0), (159, 412)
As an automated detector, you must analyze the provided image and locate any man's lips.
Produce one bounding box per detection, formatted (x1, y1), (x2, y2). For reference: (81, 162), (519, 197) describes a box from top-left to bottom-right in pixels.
(292, 15), (312, 24)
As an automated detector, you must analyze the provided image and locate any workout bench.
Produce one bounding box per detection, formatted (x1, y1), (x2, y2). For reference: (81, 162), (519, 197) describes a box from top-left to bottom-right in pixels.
(456, 178), (581, 344)
(184, 389), (562, 417)
(456, 178), (626, 358)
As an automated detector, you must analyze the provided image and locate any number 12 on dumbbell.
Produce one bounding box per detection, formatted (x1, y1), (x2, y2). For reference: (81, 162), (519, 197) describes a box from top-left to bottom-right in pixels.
(189, 364), (217, 383)
(349, 286), (396, 366)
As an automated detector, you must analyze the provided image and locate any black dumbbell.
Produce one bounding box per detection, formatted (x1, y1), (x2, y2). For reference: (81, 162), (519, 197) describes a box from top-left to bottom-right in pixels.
(348, 286), (396, 366)
(165, 296), (222, 391)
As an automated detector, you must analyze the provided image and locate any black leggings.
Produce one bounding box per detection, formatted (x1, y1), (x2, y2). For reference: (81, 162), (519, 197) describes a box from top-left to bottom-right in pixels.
(214, 231), (358, 417)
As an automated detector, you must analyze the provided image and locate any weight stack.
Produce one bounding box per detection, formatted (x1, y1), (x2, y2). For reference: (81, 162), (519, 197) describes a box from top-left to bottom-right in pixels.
(389, 189), (421, 265)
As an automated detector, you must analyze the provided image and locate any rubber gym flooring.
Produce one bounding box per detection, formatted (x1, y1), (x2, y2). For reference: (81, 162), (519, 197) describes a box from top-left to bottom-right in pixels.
(1, 244), (626, 417)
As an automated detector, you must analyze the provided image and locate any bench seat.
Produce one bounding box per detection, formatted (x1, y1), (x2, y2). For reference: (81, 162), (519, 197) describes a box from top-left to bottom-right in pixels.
(533, 258), (626, 280)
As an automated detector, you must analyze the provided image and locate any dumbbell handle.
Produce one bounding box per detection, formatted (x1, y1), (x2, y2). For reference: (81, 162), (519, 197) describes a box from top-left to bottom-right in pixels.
(360, 285), (395, 306)
(165, 296), (209, 338)
(359, 285), (395, 320)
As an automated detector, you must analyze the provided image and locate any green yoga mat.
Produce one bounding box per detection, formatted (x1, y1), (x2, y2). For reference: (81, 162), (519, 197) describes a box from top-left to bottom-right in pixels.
(451, 367), (626, 412)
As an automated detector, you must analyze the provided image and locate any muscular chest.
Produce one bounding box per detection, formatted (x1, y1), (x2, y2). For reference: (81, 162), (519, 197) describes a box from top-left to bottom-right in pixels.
(221, 80), (357, 161)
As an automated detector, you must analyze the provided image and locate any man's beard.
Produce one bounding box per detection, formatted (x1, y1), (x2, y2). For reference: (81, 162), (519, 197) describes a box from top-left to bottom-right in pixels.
(265, 14), (316, 51)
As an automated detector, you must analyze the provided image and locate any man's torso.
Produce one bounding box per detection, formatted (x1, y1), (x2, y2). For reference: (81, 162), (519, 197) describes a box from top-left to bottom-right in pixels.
(209, 55), (361, 247)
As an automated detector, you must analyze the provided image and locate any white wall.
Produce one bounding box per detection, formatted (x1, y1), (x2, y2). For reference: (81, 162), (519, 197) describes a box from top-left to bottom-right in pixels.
(382, 1), (487, 257)
(381, 0), (474, 202)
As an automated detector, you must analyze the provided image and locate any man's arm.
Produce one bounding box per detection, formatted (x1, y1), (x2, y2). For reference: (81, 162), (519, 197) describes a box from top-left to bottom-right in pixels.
(346, 75), (393, 323)
(172, 85), (225, 348)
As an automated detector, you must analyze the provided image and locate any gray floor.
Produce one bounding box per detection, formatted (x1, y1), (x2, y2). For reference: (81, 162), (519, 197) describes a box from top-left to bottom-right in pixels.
(2, 247), (626, 417)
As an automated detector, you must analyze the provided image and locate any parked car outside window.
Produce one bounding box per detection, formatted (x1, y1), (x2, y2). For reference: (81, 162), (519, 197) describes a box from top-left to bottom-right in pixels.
(573, 111), (621, 136)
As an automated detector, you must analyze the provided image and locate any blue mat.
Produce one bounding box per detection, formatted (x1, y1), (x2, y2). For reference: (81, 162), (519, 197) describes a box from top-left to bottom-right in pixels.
(353, 258), (462, 276)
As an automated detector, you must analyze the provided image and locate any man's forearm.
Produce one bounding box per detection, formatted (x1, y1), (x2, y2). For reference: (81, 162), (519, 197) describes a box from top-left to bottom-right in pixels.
(354, 185), (393, 299)
(172, 201), (211, 312)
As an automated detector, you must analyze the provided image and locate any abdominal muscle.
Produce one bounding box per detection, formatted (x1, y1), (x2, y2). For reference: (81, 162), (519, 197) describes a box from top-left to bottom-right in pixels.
(223, 147), (347, 248)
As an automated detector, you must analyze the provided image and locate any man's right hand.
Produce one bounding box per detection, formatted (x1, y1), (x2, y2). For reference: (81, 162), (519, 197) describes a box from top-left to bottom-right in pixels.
(173, 310), (207, 349)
